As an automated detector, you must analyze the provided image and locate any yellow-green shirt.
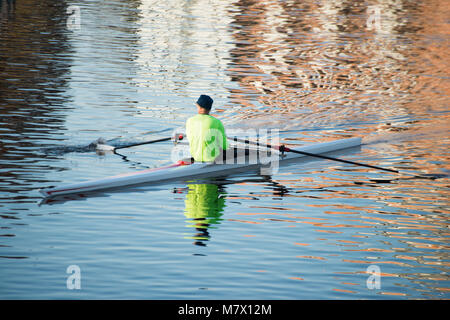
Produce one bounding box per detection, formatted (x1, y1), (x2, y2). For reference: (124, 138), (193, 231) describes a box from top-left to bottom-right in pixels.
(186, 114), (228, 162)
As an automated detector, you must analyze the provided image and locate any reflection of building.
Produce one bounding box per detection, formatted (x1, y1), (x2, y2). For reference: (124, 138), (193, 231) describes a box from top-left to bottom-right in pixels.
(134, 0), (236, 121)
(224, 0), (449, 134)
(0, 0), (15, 20)
(0, 0), (72, 191)
(183, 183), (226, 246)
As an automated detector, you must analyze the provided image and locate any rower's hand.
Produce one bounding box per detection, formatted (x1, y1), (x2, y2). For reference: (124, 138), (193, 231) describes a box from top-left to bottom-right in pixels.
(172, 132), (184, 144)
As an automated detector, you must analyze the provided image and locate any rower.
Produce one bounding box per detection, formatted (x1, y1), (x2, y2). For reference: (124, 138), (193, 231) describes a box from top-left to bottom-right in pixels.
(185, 95), (229, 163)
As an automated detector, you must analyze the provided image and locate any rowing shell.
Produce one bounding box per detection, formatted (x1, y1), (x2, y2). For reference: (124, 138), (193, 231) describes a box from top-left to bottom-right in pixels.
(39, 137), (361, 198)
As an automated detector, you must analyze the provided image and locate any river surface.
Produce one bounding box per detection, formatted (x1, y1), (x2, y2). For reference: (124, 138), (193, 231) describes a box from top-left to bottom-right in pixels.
(0, 0), (449, 299)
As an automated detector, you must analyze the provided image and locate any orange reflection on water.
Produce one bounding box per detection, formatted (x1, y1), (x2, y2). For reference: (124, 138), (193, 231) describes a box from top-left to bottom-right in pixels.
(379, 292), (408, 297)
(297, 255), (327, 261)
(315, 230), (343, 234)
(343, 259), (413, 267)
(290, 277), (304, 281)
(227, 218), (262, 225)
(344, 248), (393, 253)
(333, 288), (356, 294)
(217, 0), (448, 298)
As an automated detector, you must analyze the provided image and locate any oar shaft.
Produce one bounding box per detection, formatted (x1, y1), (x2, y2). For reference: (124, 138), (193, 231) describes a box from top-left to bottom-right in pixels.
(229, 137), (433, 180)
(114, 137), (171, 151)
(284, 147), (401, 174)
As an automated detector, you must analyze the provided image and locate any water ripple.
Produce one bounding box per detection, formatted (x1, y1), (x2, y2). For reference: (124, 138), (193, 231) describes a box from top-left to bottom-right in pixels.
(0, 0), (448, 299)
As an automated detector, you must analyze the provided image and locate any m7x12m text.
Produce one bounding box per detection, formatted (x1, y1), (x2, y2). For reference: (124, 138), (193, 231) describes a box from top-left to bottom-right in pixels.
(222, 304), (272, 315)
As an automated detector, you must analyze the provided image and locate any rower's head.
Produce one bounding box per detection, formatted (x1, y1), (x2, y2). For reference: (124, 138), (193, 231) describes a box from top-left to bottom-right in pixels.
(196, 95), (213, 114)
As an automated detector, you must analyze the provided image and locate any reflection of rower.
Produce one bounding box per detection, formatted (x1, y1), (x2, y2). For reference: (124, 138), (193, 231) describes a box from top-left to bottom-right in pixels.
(183, 183), (226, 247)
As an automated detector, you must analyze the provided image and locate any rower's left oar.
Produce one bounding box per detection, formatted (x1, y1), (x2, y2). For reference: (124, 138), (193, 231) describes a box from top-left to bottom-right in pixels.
(96, 135), (183, 152)
(228, 137), (444, 180)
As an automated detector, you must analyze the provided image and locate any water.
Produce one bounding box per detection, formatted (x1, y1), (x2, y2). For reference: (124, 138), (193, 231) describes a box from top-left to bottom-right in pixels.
(0, 0), (449, 299)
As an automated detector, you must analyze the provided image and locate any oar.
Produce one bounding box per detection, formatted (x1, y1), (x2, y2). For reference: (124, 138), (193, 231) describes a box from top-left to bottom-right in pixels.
(228, 137), (442, 180)
(96, 136), (182, 152)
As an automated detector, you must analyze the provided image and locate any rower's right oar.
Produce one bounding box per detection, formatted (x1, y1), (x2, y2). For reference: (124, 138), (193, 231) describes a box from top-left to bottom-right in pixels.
(96, 135), (183, 153)
(228, 137), (445, 180)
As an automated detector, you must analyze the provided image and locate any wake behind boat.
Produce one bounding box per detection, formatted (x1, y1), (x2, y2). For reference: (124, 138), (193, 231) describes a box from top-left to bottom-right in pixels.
(39, 137), (362, 198)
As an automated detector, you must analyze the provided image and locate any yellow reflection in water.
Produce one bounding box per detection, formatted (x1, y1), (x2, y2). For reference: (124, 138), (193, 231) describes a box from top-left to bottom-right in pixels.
(183, 183), (226, 246)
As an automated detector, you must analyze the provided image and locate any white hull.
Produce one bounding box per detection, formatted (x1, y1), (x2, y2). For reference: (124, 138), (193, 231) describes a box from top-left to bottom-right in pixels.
(39, 137), (361, 198)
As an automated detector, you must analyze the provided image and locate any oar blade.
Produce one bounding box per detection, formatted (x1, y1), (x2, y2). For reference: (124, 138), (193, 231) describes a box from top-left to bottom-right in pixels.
(96, 144), (115, 152)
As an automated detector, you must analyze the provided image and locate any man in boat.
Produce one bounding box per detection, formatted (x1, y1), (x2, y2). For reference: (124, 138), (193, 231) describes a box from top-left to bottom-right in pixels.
(185, 95), (230, 163)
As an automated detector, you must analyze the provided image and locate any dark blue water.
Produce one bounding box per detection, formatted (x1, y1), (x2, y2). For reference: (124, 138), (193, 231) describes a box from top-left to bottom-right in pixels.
(0, 0), (449, 299)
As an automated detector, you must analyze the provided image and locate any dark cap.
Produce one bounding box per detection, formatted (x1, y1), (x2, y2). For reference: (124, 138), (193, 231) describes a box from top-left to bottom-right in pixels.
(196, 95), (213, 110)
